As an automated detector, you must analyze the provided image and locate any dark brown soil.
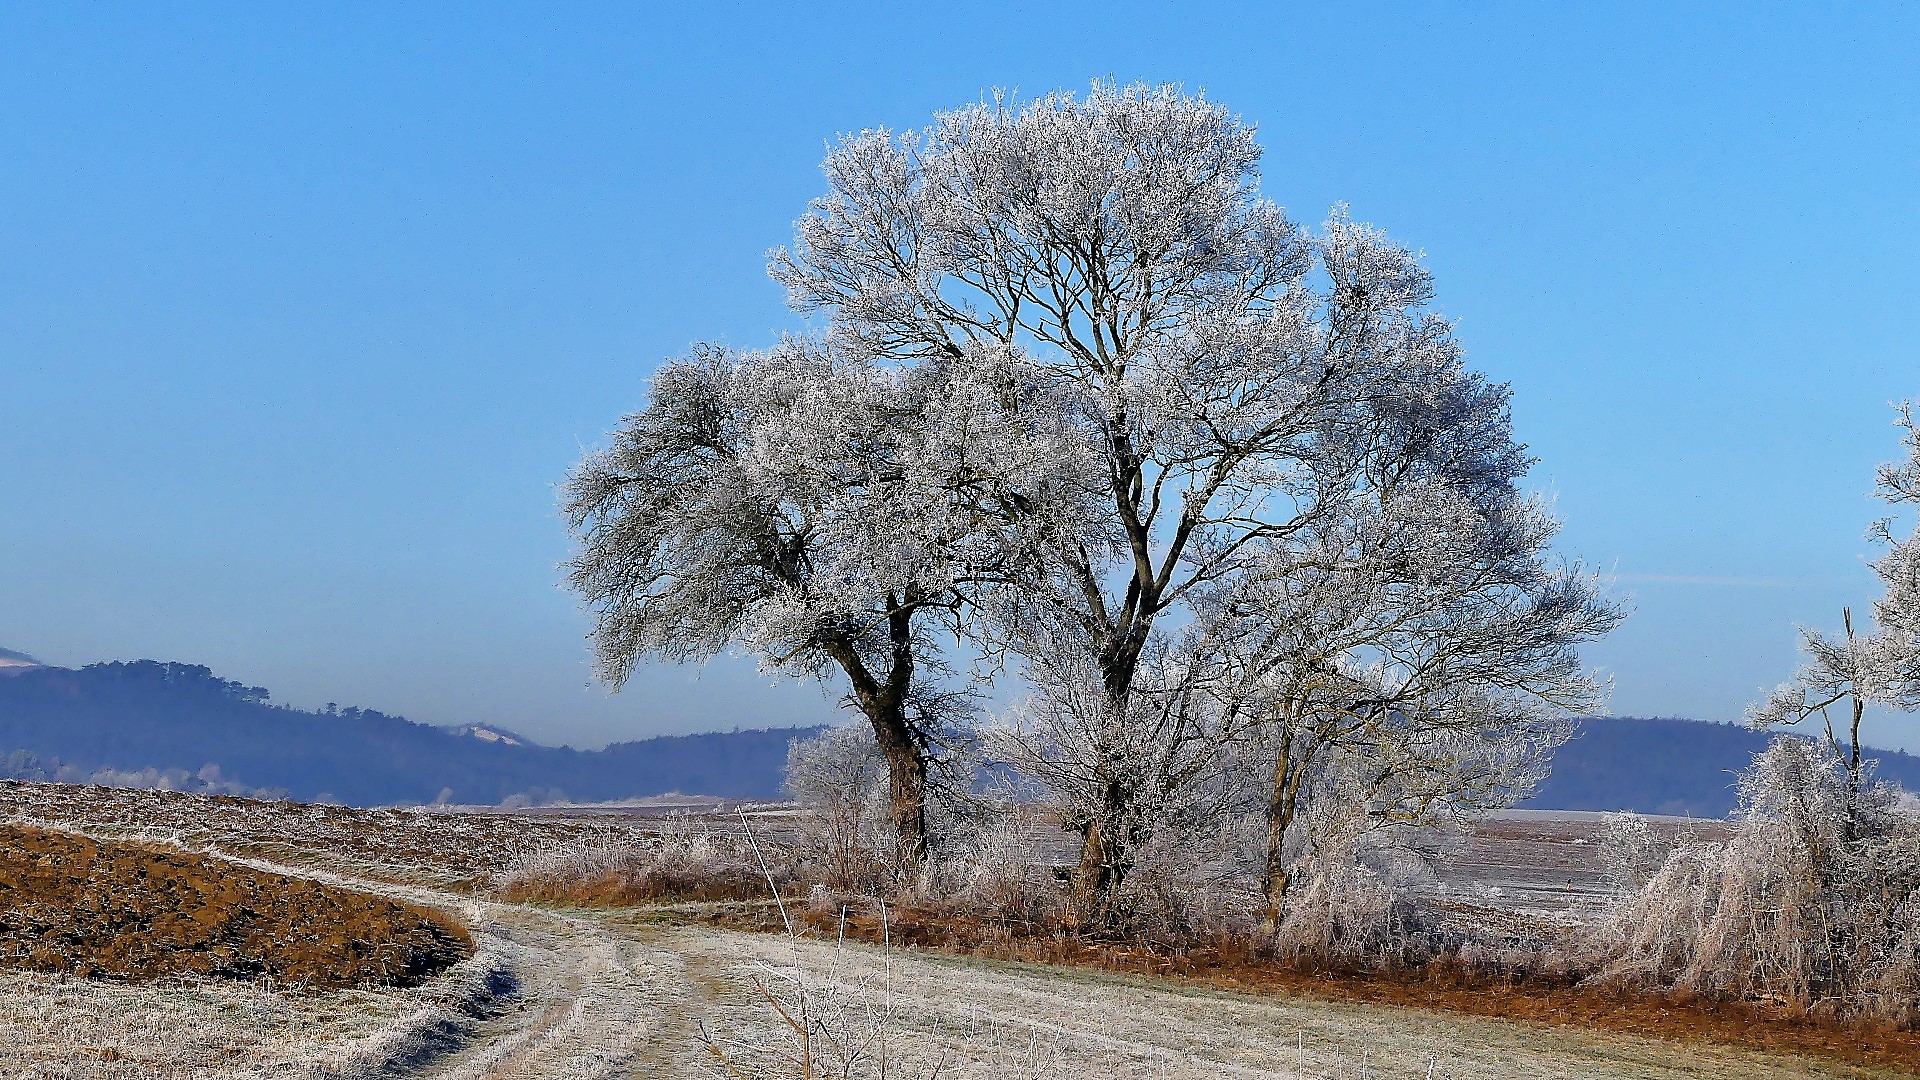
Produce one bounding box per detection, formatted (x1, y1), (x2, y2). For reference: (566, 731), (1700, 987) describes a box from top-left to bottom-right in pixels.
(0, 824), (470, 989)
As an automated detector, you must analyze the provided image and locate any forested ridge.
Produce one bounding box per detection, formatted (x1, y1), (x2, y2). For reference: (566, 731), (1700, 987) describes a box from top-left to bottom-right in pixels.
(1, 657), (1915, 814)
(0, 659), (816, 806)
(1521, 715), (1920, 816)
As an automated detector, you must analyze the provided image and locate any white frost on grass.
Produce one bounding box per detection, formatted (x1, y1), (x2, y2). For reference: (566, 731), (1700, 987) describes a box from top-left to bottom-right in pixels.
(0, 936), (500, 1079)
(676, 926), (1911, 1080)
(0, 898), (685, 1080)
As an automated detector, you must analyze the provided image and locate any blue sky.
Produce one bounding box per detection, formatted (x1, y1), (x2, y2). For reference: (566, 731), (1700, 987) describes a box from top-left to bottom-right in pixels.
(2, 3), (1917, 749)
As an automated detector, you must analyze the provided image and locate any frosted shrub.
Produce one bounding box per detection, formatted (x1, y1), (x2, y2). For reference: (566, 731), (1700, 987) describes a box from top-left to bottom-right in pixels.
(1269, 846), (1401, 963)
(499, 841), (631, 887)
(785, 726), (898, 892)
(1657, 399), (1920, 1022)
(1100, 804), (1266, 945)
(931, 803), (1066, 931)
(1264, 813), (1439, 967)
(1591, 736), (1920, 1024)
(495, 814), (775, 904)
(1598, 811), (1667, 891)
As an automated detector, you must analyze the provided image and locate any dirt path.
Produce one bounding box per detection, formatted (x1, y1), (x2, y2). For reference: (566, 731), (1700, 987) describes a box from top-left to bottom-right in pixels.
(406, 903), (684, 1080)
(205, 853), (706, 1080)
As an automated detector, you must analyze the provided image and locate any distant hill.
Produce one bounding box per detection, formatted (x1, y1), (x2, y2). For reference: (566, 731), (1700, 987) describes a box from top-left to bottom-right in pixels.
(0, 648), (41, 674)
(0, 657), (821, 806)
(3, 652), (1916, 817)
(1521, 715), (1920, 818)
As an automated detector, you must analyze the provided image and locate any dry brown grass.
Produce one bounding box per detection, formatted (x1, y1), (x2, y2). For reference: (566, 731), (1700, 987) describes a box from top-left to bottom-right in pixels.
(494, 842), (776, 906)
(491, 815), (787, 907)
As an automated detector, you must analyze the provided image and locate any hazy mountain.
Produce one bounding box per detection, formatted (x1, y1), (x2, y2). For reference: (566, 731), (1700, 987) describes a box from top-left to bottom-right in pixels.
(0, 658), (819, 806)
(1520, 715), (1920, 818)
(0, 648), (41, 674)
(2, 654), (1916, 816)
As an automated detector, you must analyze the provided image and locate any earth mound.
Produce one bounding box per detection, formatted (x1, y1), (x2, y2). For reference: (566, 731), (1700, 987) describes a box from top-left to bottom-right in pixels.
(0, 824), (470, 988)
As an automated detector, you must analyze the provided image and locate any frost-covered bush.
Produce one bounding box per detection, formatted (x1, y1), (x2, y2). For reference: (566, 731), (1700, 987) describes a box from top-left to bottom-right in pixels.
(925, 801), (1067, 931)
(1597, 811), (1668, 892)
(1260, 782), (1444, 965)
(1098, 820), (1264, 946)
(1268, 845), (1404, 963)
(1590, 736), (1920, 1024)
(784, 725), (897, 892)
(495, 813), (775, 904)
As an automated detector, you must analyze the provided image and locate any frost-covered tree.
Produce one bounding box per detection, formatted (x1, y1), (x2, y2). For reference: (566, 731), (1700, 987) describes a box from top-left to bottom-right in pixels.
(562, 340), (976, 864)
(772, 82), (1614, 927)
(1582, 405), (1920, 1023)
(1752, 402), (1920, 820)
(1207, 460), (1618, 925)
(784, 725), (892, 890)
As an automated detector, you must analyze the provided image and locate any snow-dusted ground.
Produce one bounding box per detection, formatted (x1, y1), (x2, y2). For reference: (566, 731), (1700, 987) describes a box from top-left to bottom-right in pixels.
(4, 885), (1906, 1079)
(666, 923), (1920, 1080)
(0, 787), (1883, 1079)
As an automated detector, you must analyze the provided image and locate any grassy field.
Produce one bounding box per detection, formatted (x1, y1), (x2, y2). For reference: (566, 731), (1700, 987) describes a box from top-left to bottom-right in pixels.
(664, 923), (1915, 1080)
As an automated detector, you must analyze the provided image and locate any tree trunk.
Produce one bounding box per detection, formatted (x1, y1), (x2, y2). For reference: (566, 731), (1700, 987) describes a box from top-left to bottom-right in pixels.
(822, 594), (932, 872)
(1069, 653), (1147, 933)
(868, 706), (929, 868)
(1260, 729), (1303, 934)
(1070, 781), (1133, 933)
(1071, 814), (1110, 928)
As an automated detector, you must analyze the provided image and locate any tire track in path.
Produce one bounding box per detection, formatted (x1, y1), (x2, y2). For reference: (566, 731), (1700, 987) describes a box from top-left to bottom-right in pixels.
(183, 848), (711, 1080)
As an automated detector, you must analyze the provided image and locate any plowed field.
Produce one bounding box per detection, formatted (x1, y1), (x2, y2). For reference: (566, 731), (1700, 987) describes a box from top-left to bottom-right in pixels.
(0, 824), (469, 988)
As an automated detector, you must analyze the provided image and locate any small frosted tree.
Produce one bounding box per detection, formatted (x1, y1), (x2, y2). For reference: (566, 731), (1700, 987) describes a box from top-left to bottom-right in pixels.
(1206, 473), (1618, 927)
(1751, 402), (1920, 825)
(785, 725), (892, 890)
